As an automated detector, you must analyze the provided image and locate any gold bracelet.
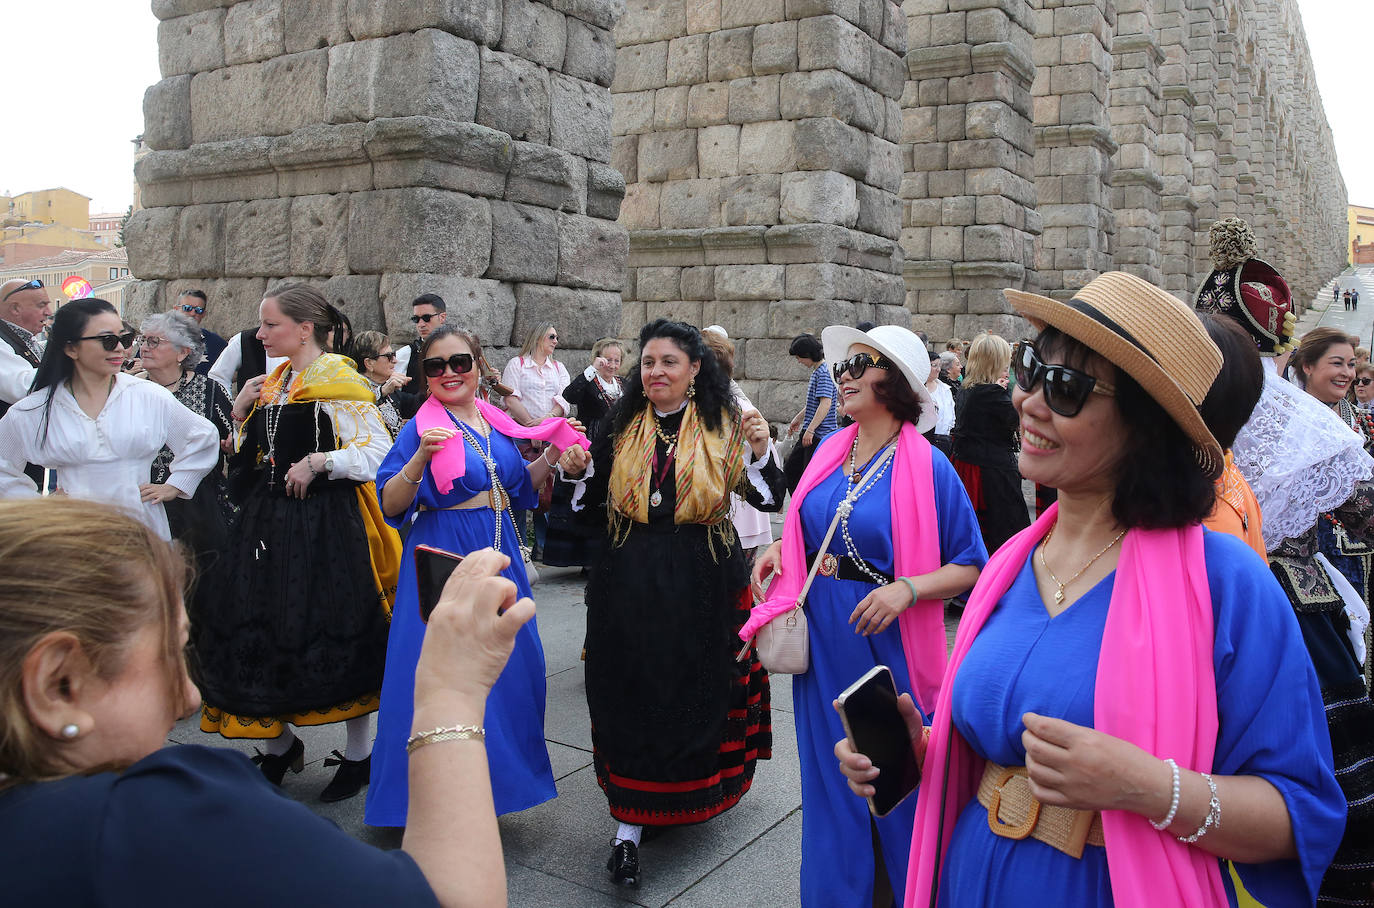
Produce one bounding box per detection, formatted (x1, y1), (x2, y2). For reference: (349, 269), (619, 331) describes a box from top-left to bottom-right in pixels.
(399, 464), (422, 484)
(406, 724), (485, 754)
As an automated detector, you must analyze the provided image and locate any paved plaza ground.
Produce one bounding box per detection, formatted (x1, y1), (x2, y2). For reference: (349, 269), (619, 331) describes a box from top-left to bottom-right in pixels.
(168, 276), (1359, 906)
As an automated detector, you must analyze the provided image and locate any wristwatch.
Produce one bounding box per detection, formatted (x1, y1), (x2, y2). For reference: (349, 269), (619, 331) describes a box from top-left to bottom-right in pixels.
(323, 453), (335, 475)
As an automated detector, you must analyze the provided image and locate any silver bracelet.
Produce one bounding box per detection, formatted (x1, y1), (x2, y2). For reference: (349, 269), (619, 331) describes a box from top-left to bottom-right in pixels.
(1177, 771), (1221, 844)
(1150, 758), (1181, 830)
(543, 447), (559, 467)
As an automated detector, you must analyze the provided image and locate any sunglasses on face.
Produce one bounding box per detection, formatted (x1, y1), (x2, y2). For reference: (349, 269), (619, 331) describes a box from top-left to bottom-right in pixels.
(369, 351), (397, 362)
(76, 330), (138, 353)
(833, 352), (892, 383)
(179, 303), (206, 315)
(411, 313), (439, 324)
(2, 279), (43, 303)
(1011, 341), (1116, 417)
(422, 353), (475, 378)
(1357, 377), (1374, 387)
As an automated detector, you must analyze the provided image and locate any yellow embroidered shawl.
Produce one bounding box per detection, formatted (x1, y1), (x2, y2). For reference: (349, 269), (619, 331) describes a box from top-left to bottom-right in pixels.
(251, 353), (402, 614)
(608, 401), (747, 543)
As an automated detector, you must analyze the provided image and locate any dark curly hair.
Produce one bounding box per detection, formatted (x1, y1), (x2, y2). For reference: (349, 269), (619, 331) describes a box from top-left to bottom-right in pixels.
(1035, 327), (1214, 529)
(871, 365), (925, 426)
(610, 319), (736, 437)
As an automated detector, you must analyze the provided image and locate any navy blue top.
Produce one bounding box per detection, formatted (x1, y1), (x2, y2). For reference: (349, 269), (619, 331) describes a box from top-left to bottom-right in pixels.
(804, 363), (839, 439)
(0, 745), (438, 907)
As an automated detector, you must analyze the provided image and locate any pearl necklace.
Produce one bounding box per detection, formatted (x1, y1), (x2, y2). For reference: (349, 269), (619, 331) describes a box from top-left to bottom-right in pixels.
(836, 435), (898, 586)
(445, 407), (510, 553)
(263, 368), (292, 486)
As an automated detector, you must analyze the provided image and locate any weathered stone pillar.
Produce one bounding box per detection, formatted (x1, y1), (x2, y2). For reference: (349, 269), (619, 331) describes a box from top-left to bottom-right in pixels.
(1185, 0), (1221, 280)
(901, 0), (1040, 342)
(1106, 0), (1163, 284)
(127, 0), (628, 366)
(613, 0), (908, 419)
(1213, 28), (1239, 222)
(1031, 0), (1117, 300)
(1154, 0), (1196, 300)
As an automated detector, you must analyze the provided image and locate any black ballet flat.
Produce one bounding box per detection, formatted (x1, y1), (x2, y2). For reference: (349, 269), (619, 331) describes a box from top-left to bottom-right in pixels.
(320, 750), (371, 802)
(250, 736), (304, 786)
(606, 840), (640, 887)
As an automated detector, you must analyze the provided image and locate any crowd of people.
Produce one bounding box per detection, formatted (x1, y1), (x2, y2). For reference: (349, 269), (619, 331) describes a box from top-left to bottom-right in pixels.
(0, 212), (1372, 907)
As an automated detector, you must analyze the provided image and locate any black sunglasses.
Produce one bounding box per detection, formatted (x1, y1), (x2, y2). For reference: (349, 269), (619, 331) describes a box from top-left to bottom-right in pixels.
(1, 279), (43, 303)
(369, 351), (397, 362)
(75, 330), (138, 353)
(422, 353), (474, 378)
(1357, 377), (1374, 387)
(833, 352), (892, 383)
(1011, 341), (1115, 417)
(411, 313), (440, 324)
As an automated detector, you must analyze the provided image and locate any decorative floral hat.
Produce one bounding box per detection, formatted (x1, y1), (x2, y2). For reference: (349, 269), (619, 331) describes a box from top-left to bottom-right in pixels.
(1193, 218), (1297, 356)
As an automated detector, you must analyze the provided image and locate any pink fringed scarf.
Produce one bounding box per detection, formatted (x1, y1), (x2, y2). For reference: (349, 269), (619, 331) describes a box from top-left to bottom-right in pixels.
(905, 504), (1225, 908)
(414, 396), (589, 495)
(738, 422), (945, 714)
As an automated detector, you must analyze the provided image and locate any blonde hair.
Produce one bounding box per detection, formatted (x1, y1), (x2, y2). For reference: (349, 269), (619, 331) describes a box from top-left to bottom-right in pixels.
(0, 500), (189, 788)
(518, 323), (557, 359)
(704, 333), (736, 378)
(591, 337), (624, 361)
(963, 333), (1012, 386)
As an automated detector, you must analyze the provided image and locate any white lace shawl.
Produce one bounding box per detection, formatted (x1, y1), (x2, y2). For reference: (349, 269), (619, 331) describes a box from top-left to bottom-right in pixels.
(1232, 360), (1374, 550)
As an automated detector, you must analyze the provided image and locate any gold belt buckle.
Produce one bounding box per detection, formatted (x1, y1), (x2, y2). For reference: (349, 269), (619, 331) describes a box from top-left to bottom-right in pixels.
(987, 767), (1040, 841)
(820, 553), (839, 578)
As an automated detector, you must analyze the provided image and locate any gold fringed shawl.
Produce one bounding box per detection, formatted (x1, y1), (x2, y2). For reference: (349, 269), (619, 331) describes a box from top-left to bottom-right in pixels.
(607, 401), (749, 550)
(245, 353), (402, 615)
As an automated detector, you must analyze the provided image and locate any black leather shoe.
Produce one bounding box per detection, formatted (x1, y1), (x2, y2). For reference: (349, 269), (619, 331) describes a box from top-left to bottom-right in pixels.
(606, 840), (640, 887)
(320, 750), (371, 802)
(250, 736), (304, 786)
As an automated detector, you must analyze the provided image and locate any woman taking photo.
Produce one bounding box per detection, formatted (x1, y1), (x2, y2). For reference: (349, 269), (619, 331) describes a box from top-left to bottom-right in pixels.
(352, 329), (416, 438)
(502, 322), (571, 561)
(838, 272), (1345, 907)
(745, 324), (986, 906)
(950, 332), (1030, 553)
(192, 283), (400, 804)
(558, 319), (780, 887)
(0, 298), (217, 538)
(0, 498), (532, 908)
(367, 326), (587, 827)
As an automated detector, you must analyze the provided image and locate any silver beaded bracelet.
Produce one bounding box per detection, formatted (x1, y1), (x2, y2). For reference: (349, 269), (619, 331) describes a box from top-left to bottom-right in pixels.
(1178, 771), (1222, 844)
(1150, 757), (1181, 831)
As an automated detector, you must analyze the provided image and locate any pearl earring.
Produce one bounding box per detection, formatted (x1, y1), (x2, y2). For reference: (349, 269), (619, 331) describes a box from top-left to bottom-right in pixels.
(60, 724), (79, 739)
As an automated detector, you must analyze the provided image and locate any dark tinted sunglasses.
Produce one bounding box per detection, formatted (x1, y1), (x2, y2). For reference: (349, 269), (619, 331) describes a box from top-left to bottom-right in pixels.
(1, 279), (43, 303)
(411, 313), (440, 324)
(833, 352), (892, 383)
(179, 303), (206, 315)
(422, 353), (474, 378)
(1011, 341), (1115, 417)
(76, 330), (138, 353)
(1357, 377), (1374, 387)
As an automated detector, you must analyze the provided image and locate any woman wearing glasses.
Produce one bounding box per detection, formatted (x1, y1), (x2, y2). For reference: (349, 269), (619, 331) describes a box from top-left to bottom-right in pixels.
(837, 273), (1345, 908)
(366, 326), (587, 827)
(192, 284), (401, 804)
(502, 323), (571, 561)
(744, 325), (986, 907)
(352, 330), (417, 437)
(0, 298), (218, 538)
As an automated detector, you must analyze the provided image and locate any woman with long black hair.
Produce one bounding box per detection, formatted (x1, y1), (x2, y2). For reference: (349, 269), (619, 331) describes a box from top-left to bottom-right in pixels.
(558, 319), (781, 887)
(191, 283), (402, 804)
(0, 297), (217, 537)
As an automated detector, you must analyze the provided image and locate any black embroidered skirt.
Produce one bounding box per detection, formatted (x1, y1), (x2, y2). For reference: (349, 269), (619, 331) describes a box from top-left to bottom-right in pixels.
(584, 521), (771, 826)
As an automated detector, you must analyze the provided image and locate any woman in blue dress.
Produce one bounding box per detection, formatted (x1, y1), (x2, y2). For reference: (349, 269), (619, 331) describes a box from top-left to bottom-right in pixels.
(748, 325), (985, 907)
(366, 326), (579, 825)
(837, 273), (1347, 908)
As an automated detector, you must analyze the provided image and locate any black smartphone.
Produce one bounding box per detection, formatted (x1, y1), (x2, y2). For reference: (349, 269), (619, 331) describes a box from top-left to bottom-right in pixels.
(836, 665), (922, 818)
(414, 544), (464, 623)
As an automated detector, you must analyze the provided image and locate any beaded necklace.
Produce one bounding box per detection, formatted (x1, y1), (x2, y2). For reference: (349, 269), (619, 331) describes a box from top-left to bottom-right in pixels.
(836, 433), (899, 585)
(263, 367), (292, 486)
(443, 407), (510, 552)
(650, 412), (679, 508)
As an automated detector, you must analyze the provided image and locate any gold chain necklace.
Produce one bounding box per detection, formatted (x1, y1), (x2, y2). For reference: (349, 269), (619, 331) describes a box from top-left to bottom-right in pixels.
(1038, 521), (1128, 606)
(652, 414), (678, 454)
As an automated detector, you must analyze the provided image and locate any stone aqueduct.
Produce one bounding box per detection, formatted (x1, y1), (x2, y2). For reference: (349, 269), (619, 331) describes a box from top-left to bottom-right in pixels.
(126, 0), (1347, 419)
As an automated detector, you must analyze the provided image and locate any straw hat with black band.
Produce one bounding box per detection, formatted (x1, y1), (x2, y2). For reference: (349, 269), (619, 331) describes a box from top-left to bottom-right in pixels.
(1002, 271), (1225, 479)
(821, 324), (939, 435)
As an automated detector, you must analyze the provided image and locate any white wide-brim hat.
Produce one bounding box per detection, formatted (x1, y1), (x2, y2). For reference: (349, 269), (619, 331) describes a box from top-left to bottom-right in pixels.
(821, 325), (938, 434)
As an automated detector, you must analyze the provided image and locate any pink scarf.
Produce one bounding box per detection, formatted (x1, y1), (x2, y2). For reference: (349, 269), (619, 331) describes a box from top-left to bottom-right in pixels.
(738, 422), (945, 713)
(905, 504), (1224, 908)
(414, 396), (589, 495)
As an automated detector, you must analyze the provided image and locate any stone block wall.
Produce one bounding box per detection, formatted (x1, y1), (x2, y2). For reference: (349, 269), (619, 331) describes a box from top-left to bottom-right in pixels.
(126, 0), (628, 368)
(612, 0), (909, 418)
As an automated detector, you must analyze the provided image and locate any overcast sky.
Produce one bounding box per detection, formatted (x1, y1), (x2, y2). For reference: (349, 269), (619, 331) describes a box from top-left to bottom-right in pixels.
(2, 1), (1369, 212)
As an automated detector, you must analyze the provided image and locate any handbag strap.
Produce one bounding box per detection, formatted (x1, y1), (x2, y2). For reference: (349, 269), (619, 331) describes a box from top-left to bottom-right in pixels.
(794, 442), (897, 610)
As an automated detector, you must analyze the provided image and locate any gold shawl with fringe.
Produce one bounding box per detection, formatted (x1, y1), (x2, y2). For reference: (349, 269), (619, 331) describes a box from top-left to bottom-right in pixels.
(608, 401), (747, 549)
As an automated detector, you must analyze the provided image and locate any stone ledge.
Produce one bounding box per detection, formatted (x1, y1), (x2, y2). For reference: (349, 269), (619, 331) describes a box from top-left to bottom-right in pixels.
(952, 261), (1026, 287)
(1034, 124), (1119, 156)
(1161, 85), (1196, 106)
(628, 224), (901, 274)
(1111, 33), (1164, 65)
(970, 42), (1034, 86)
(908, 45), (973, 80)
(1110, 168), (1165, 191)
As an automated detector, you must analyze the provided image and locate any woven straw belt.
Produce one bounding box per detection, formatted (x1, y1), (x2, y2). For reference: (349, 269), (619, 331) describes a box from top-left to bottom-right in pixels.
(976, 762), (1105, 859)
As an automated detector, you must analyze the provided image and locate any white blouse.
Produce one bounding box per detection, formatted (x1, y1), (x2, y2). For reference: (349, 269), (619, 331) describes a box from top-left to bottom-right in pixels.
(502, 355), (571, 420)
(0, 373), (219, 539)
